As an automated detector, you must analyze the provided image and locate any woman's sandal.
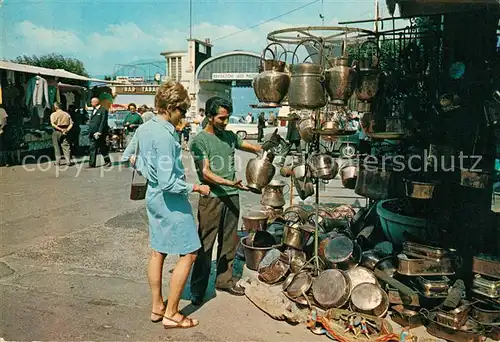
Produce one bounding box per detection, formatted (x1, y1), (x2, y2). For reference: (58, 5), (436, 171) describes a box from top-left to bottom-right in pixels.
(151, 311), (165, 323)
(151, 300), (168, 323)
(163, 314), (199, 329)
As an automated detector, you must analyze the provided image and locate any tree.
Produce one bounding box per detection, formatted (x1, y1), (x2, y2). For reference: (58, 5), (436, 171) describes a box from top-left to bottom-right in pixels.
(13, 53), (89, 77)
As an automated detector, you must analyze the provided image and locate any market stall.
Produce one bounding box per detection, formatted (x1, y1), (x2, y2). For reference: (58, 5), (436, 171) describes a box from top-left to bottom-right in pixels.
(238, 5), (499, 341)
(0, 61), (111, 163)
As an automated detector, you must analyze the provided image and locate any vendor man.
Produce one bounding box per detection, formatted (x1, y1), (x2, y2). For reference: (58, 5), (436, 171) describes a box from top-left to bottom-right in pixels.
(189, 97), (279, 302)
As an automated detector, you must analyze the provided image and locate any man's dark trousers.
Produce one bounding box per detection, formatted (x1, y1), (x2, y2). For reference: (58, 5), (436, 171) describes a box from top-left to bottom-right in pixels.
(191, 194), (240, 300)
(89, 135), (110, 167)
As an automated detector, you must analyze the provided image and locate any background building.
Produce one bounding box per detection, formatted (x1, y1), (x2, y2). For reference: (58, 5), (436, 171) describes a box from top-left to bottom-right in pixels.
(161, 38), (262, 119)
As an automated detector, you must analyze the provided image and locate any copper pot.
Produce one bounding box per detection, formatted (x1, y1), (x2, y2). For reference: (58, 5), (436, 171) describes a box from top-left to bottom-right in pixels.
(325, 57), (358, 106)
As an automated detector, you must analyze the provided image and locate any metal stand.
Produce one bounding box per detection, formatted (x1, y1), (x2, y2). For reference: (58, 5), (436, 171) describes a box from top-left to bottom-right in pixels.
(258, 25), (378, 276)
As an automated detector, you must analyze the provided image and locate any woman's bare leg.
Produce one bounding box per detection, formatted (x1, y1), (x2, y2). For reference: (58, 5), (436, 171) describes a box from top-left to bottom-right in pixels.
(164, 253), (198, 326)
(148, 250), (167, 320)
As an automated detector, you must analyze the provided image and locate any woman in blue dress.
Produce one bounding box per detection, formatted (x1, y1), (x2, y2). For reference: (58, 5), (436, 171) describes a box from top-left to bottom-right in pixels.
(122, 81), (210, 329)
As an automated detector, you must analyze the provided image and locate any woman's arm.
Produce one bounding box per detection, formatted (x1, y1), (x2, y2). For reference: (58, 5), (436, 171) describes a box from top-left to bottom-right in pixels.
(155, 137), (194, 194)
(121, 133), (138, 162)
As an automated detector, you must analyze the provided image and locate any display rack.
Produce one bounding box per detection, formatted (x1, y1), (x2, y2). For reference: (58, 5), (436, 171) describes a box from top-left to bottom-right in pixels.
(251, 26), (377, 275)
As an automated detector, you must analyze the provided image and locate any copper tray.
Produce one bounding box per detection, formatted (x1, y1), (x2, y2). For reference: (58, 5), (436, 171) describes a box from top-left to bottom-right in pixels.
(314, 129), (357, 136)
(472, 254), (500, 279)
(403, 241), (457, 260)
(250, 103), (282, 108)
(397, 253), (456, 276)
(366, 132), (407, 140)
(391, 305), (425, 328)
(426, 313), (485, 342)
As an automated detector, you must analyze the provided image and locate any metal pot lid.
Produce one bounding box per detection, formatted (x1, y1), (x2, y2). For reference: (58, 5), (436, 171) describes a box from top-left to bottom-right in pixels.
(282, 273), (296, 291)
(266, 180), (287, 187)
(312, 269), (350, 308)
(346, 266), (378, 293)
(243, 211), (269, 220)
(351, 283), (384, 311)
(286, 271), (313, 298)
(323, 235), (354, 263)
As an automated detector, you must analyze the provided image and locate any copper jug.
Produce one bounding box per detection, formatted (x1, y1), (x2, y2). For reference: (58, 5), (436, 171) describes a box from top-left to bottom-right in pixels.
(260, 180), (290, 208)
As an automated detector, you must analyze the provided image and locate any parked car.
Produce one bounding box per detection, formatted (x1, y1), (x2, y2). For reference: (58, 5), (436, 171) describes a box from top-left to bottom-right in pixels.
(226, 116), (287, 140)
(324, 132), (360, 158)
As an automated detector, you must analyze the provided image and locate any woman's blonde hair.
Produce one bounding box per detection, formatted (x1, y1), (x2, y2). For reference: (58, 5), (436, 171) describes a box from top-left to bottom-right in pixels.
(155, 81), (191, 113)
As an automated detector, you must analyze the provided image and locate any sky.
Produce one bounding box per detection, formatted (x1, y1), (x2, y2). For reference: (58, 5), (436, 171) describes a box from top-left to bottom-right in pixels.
(0, 0), (400, 76)
(1, 0), (406, 115)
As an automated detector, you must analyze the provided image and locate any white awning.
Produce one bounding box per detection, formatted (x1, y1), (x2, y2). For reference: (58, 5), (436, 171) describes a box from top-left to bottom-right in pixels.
(0, 61), (116, 84)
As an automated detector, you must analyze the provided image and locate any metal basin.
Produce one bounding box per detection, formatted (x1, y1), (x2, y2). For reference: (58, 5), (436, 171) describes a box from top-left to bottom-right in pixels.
(240, 236), (276, 271)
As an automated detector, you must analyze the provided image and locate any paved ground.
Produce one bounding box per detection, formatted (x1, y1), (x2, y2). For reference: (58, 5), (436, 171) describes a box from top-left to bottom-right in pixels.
(3, 146), (494, 341)
(0, 149), (336, 341)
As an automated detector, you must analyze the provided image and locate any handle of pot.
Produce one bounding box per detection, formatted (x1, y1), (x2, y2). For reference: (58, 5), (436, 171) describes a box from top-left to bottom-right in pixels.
(261, 46), (276, 62)
(262, 42), (288, 63)
(278, 50), (295, 64)
(419, 308), (431, 319)
(292, 38), (324, 66)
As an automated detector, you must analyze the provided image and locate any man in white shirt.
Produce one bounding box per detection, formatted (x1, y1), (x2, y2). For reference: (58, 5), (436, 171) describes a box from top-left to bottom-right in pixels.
(245, 112), (253, 124)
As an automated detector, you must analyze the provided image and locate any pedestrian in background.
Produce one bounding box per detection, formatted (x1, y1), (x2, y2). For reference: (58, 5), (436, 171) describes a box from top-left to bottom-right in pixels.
(257, 111), (266, 142)
(123, 103), (143, 147)
(50, 102), (73, 166)
(122, 81), (210, 329)
(87, 95), (111, 168)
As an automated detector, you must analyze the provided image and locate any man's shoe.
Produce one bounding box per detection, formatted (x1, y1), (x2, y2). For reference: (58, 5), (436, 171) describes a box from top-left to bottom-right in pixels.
(191, 298), (203, 306)
(216, 284), (245, 296)
(102, 161), (112, 167)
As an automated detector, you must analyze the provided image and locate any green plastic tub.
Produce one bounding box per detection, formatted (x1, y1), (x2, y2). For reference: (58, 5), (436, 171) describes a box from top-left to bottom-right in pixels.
(376, 199), (439, 247)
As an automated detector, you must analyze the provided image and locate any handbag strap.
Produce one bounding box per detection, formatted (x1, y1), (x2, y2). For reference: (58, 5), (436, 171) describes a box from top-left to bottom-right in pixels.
(131, 133), (140, 182)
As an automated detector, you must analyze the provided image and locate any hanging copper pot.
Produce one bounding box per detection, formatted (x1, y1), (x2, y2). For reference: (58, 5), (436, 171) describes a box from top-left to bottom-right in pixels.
(253, 43), (291, 105)
(325, 57), (358, 106)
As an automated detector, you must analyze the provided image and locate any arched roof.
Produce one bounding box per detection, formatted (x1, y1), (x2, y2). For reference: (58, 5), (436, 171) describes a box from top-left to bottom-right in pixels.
(196, 50), (260, 82)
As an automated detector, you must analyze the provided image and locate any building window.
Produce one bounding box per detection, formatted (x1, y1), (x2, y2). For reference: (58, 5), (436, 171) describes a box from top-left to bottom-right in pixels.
(177, 57), (182, 81)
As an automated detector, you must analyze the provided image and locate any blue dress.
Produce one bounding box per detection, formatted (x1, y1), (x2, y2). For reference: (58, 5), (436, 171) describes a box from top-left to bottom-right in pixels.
(122, 116), (201, 255)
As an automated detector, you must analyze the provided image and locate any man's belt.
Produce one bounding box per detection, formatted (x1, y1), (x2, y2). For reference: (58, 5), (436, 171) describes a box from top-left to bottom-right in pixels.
(57, 125), (69, 129)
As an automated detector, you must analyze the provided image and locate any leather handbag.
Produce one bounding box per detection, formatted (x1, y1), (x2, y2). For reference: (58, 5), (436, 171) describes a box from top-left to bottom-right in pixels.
(130, 138), (148, 201)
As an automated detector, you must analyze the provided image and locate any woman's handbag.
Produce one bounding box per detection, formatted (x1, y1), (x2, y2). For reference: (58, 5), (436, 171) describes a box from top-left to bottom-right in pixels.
(130, 139), (148, 201)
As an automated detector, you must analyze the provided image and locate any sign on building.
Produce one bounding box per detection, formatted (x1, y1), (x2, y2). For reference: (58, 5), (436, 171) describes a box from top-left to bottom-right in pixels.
(115, 85), (160, 94)
(129, 76), (145, 83)
(211, 73), (258, 80)
(115, 76), (129, 83)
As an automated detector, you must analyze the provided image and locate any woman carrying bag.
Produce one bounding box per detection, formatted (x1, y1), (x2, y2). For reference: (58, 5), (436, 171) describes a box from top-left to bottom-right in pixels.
(122, 81), (210, 329)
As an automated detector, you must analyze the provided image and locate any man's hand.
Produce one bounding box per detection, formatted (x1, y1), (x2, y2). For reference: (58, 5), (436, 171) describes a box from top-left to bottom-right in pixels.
(93, 132), (102, 140)
(231, 180), (249, 191)
(194, 184), (210, 196)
